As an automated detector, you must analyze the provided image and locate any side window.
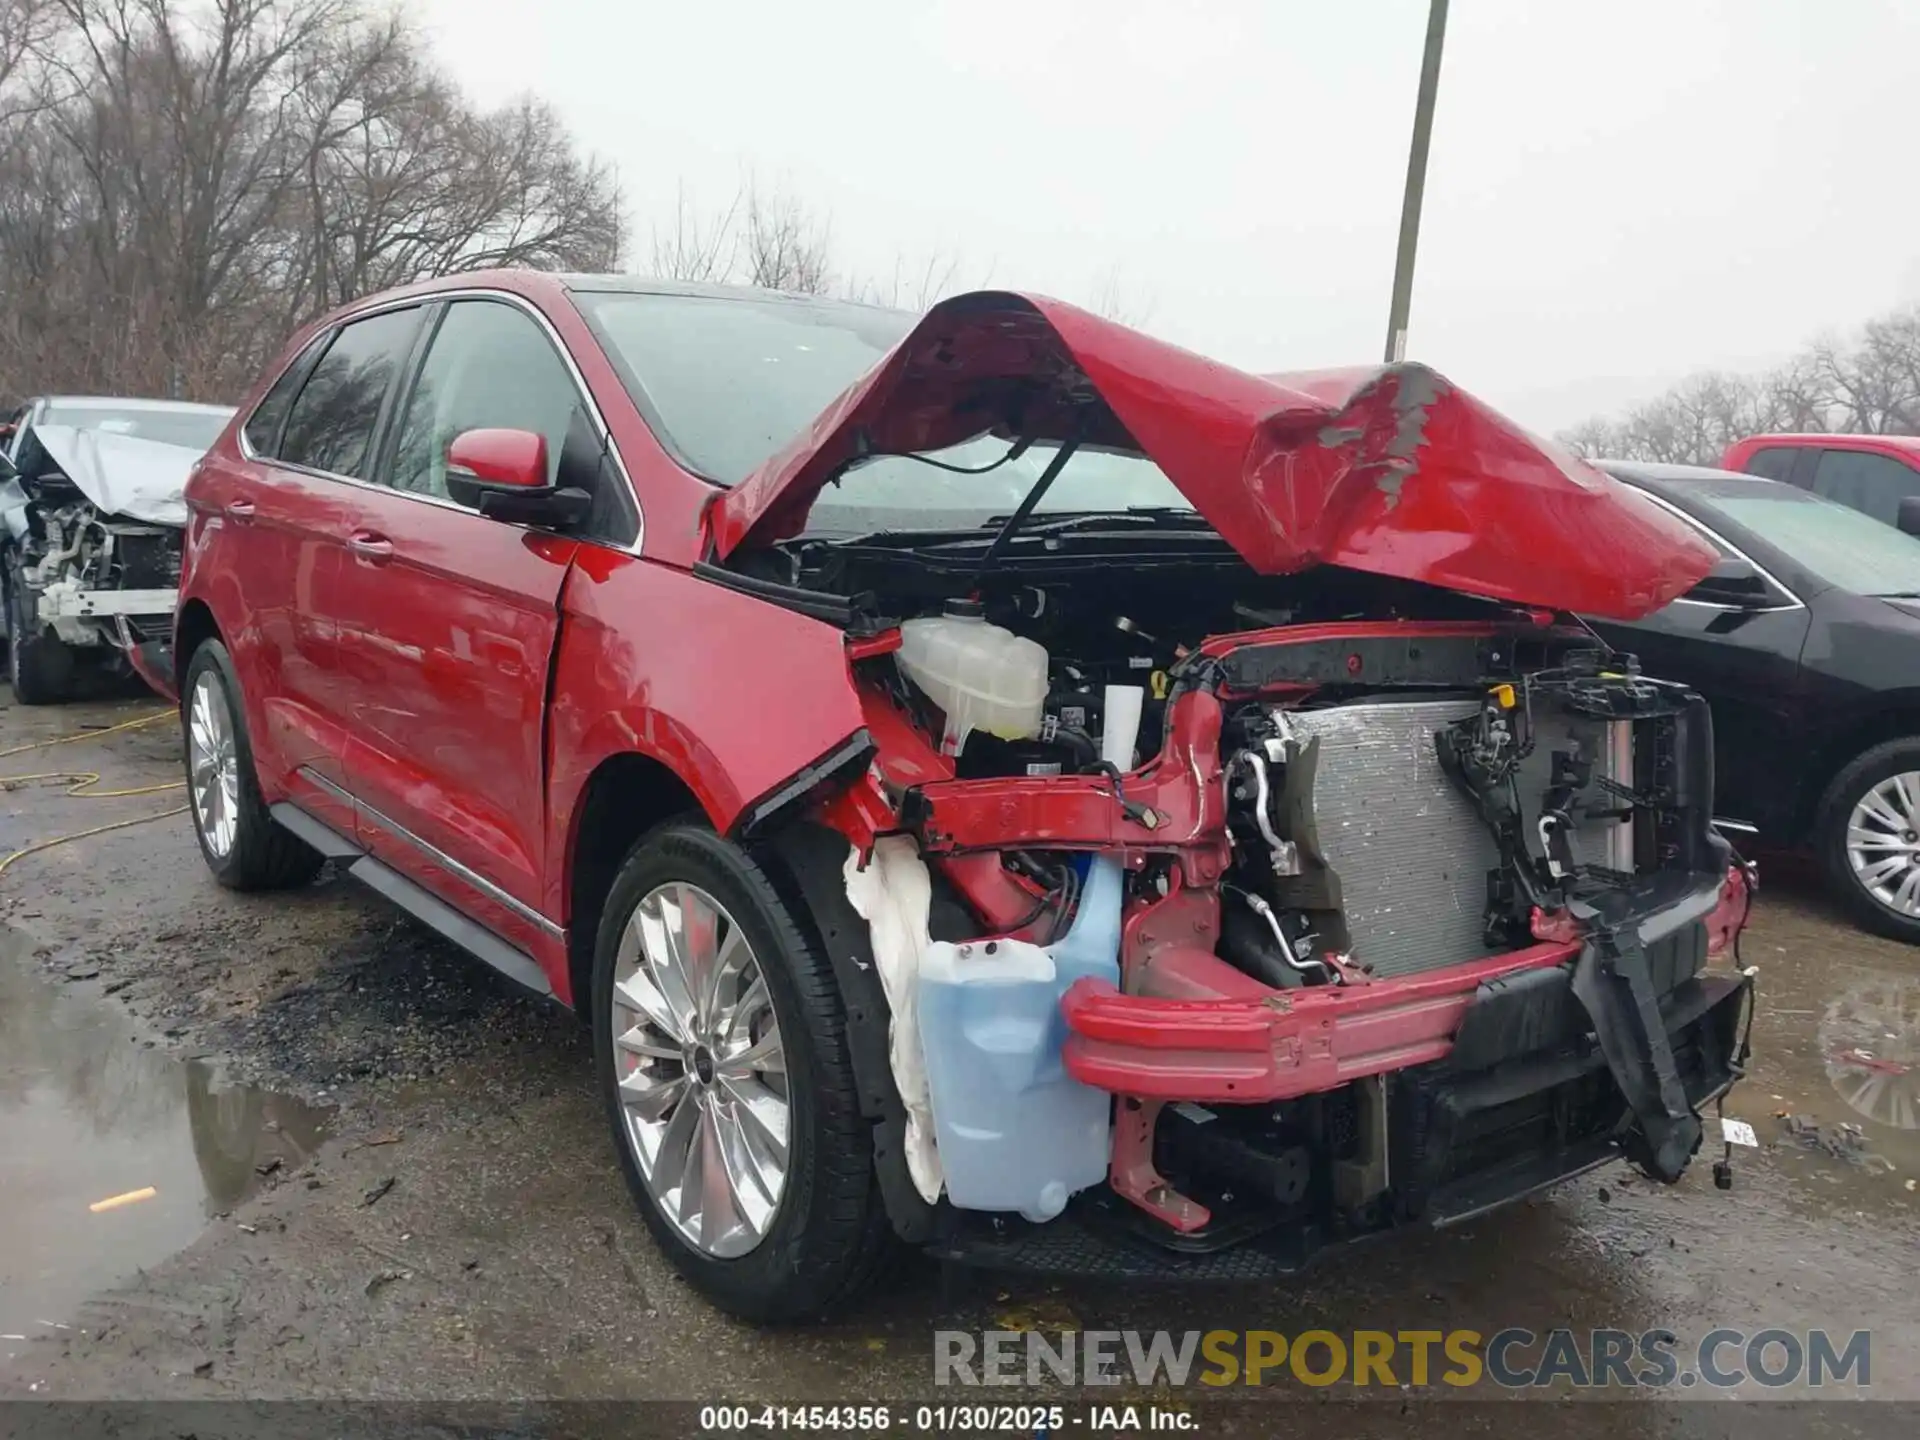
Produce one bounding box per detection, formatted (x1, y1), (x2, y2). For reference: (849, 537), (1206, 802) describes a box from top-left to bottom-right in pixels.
(387, 300), (581, 504)
(277, 307), (422, 479)
(1809, 449), (1920, 526)
(242, 338), (326, 459)
(1741, 446), (1800, 483)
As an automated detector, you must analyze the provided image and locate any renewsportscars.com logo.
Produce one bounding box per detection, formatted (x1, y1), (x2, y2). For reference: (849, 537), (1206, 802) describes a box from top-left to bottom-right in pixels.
(933, 1328), (1872, 1390)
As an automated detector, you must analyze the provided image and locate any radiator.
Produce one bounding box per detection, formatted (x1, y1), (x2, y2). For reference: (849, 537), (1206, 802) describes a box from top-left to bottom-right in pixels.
(1282, 697), (1630, 980)
(1285, 698), (1498, 979)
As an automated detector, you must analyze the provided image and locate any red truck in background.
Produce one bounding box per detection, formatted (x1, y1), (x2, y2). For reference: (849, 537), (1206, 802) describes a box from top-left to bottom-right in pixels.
(1724, 433), (1920, 535)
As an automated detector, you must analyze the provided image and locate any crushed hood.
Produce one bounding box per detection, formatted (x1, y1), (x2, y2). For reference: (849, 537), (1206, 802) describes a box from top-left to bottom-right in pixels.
(708, 292), (1717, 619)
(30, 425), (204, 528)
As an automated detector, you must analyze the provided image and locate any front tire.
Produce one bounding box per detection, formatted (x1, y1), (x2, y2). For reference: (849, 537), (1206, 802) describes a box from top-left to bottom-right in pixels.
(181, 639), (324, 891)
(1818, 737), (1920, 944)
(591, 823), (893, 1322)
(5, 551), (73, 705)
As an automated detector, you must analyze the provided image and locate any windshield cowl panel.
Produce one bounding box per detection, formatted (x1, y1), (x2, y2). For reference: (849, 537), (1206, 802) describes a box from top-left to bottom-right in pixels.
(707, 291), (1718, 620)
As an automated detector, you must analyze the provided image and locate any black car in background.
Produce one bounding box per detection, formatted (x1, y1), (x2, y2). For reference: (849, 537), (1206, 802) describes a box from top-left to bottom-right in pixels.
(1598, 462), (1920, 944)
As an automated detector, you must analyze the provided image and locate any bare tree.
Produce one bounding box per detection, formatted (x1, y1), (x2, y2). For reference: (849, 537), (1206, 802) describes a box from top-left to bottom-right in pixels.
(0, 0), (624, 403)
(0, 0), (58, 114)
(648, 181), (740, 284)
(644, 176), (974, 310)
(645, 177), (836, 295)
(1085, 263), (1156, 328)
(845, 250), (966, 310)
(741, 183), (833, 294)
(1562, 303), (1920, 464)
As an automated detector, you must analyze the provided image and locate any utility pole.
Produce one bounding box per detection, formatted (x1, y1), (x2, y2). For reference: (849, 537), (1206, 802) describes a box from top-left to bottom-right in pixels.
(1384, 0), (1449, 364)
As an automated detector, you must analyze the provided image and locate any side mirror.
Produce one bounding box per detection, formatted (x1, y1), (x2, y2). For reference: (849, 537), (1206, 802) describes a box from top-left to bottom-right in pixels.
(1686, 556), (1769, 607)
(1898, 496), (1920, 539)
(444, 428), (590, 530)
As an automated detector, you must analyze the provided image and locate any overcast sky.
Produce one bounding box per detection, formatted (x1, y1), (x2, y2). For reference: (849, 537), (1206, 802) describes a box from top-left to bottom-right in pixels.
(418, 0), (1920, 436)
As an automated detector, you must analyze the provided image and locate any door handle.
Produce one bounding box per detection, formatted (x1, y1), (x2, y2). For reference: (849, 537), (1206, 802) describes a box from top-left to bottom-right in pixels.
(347, 530), (394, 563)
(223, 499), (256, 522)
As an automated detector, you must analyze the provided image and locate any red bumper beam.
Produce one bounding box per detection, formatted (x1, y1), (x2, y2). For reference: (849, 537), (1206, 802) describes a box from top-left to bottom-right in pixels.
(1063, 866), (1754, 1106)
(1062, 941), (1579, 1104)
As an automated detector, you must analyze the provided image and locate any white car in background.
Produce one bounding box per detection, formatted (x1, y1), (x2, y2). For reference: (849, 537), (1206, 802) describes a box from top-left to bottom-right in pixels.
(0, 395), (234, 703)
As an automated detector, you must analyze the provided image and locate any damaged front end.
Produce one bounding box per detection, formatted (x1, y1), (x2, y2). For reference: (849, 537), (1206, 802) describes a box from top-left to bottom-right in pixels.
(710, 292), (1755, 1277)
(1, 419), (212, 700)
(816, 624), (1753, 1277)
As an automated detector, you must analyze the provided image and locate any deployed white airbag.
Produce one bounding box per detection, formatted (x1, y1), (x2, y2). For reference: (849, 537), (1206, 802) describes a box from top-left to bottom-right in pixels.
(842, 836), (944, 1204)
(30, 425), (203, 528)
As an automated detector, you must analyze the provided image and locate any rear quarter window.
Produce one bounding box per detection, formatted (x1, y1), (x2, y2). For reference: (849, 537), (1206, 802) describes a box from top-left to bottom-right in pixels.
(276, 307), (423, 479)
(243, 337), (327, 459)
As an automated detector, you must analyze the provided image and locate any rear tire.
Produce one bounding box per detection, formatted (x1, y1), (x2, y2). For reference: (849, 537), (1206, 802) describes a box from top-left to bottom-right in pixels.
(181, 639), (324, 891)
(1817, 736), (1920, 945)
(591, 822), (895, 1322)
(5, 551), (73, 705)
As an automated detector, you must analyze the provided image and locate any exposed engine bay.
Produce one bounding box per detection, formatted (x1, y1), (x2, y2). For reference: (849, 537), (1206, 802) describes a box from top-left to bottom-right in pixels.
(740, 532), (1756, 1270)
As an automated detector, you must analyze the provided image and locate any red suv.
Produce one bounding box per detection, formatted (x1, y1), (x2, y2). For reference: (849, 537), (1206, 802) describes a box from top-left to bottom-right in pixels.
(174, 271), (1755, 1320)
(1724, 433), (1920, 534)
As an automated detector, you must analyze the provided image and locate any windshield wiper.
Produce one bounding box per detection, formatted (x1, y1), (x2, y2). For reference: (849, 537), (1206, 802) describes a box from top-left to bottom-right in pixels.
(1873, 591), (1920, 599)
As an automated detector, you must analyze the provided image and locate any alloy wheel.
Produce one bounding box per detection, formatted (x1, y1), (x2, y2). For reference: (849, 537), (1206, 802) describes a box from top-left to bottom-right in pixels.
(1846, 771), (1920, 917)
(609, 881), (790, 1258)
(187, 669), (241, 859)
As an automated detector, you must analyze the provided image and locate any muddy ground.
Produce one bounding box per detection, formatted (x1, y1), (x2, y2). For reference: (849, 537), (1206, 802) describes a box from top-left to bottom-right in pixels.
(2, 693), (1917, 1436)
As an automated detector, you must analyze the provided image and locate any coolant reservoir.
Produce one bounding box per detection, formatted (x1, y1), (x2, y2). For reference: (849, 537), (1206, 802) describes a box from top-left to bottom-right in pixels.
(897, 601), (1049, 755)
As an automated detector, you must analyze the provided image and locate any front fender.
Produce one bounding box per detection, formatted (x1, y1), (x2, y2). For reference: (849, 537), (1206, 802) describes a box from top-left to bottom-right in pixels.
(544, 549), (868, 920)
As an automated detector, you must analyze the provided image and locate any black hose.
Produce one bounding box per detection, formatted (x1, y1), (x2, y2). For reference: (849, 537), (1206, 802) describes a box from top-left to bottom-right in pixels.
(1047, 861), (1082, 944)
(1050, 723), (1101, 771)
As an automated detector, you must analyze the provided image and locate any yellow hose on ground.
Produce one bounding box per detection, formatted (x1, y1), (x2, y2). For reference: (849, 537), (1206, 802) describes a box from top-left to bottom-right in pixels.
(0, 708), (175, 759)
(0, 709), (186, 879)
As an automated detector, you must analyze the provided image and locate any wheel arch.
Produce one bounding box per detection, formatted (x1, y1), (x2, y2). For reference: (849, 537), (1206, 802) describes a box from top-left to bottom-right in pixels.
(173, 597), (223, 694)
(561, 749), (705, 1013)
(1797, 697), (1920, 841)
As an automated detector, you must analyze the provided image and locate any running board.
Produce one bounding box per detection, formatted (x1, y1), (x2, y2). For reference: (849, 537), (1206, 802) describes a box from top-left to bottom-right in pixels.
(268, 802), (554, 1000)
(350, 857), (553, 998)
(269, 802), (360, 859)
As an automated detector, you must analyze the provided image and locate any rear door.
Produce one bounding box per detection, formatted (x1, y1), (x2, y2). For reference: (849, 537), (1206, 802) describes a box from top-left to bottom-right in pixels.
(185, 312), (417, 830)
(331, 295), (591, 951)
(223, 306), (425, 833)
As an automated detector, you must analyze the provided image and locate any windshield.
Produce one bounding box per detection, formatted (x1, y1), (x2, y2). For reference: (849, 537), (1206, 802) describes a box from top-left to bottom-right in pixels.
(40, 404), (232, 451)
(1690, 482), (1920, 595)
(575, 289), (1189, 533)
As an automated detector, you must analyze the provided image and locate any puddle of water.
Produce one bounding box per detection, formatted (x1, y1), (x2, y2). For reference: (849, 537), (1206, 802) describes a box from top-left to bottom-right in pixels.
(0, 929), (331, 1339)
(1737, 935), (1920, 1211)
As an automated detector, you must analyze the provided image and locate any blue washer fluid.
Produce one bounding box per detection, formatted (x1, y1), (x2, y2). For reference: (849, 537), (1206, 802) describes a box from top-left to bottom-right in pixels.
(915, 855), (1124, 1222)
